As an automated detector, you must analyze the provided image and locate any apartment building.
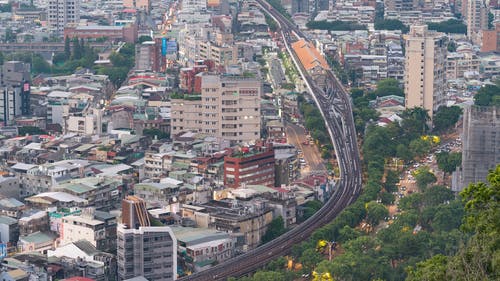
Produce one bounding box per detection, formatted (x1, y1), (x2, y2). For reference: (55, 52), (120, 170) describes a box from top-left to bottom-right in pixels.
(117, 196), (177, 281)
(404, 25), (447, 119)
(60, 208), (117, 252)
(198, 41), (237, 67)
(171, 74), (262, 144)
(48, 0), (80, 36)
(466, 0), (488, 45)
(0, 61), (31, 126)
(224, 143), (275, 188)
(446, 51), (480, 80)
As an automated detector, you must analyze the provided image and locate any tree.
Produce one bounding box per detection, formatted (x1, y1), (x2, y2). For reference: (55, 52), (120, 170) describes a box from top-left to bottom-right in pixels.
(433, 106), (462, 133)
(374, 19), (409, 33)
(32, 55), (51, 74)
(250, 271), (285, 281)
(18, 126), (47, 136)
(306, 20), (367, 31)
(71, 37), (81, 60)
(423, 185), (455, 207)
(365, 201), (388, 226)
(413, 166), (437, 190)
(261, 216), (286, 244)
(436, 152), (462, 175)
(372, 78), (404, 97)
(138, 35), (153, 43)
(384, 170), (400, 193)
(406, 254), (448, 281)
(0, 51), (3, 65)
(474, 84), (500, 106)
(396, 143), (415, 163)
(409, 138), (432, 158)
(143, 128), (169, 140)
(427, 19), (467, 34)
(64, 36), (71, 60)
(401, 107), (430, 139)
(5, 27), (16, 43)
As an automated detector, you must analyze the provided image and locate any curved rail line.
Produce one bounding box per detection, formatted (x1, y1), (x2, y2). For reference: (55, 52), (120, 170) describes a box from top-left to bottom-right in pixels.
(180, 1), (362, 280)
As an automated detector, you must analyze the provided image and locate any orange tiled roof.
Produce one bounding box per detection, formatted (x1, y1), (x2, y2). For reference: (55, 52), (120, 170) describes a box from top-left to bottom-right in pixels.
(291, 39), (330, 71)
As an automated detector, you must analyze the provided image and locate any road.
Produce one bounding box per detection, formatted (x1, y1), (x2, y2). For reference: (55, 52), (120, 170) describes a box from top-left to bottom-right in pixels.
(179, 1), (362, 279)
(285, 121), (325, 174)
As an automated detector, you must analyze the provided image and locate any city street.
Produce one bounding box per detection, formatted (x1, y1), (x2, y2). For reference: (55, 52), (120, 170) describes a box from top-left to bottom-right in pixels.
(285, 121), (326, 175)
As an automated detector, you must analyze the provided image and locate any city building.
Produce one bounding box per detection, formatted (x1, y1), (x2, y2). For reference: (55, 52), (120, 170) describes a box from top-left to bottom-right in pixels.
(0, 61), (30, 126)
(466, 0), (488, 45)
(123, 0), (151, 12)
(63, 25), (138, 43)
(171, 74), (262, 143)
(60, 208), (117, 252)
(0, 215), (19, 245)
(117, 196), (177, 280)
(404, 26), (447, 119)
(481, 22), (500, 52)
(224, 143), (275, 188)
(48, 0), (80, 36)
(453, 106), (500, 191)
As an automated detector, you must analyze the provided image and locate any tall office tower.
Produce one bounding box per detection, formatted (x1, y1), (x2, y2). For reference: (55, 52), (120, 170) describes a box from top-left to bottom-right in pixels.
(117, 196), (177, 281)
(48, 0), (80, 36)
(0, 61), (31, 126)
(404, 25), (447, 120)
(123, 0), (151, 12)
(171, 74), (262, 143)
(292, 0), (309, 14)
(452, 106), (500, 191)
(466, 0), (488, 45)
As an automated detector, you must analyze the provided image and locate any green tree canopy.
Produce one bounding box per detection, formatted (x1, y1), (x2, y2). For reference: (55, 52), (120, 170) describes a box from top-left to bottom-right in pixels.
(261, 216), (286, 244)
(413, 166), (437, 190)
(433, 106), (462, 133)
(365, 201), (389, 226)
(474, 84), (500, 106)
(374, 19), (409, 33)
(427, 19), (467, 34)
(18, 126), (48, 136)
(306, 20), (368, 31)
(436, 152), (462, 175)
(138, 35), (153, 43)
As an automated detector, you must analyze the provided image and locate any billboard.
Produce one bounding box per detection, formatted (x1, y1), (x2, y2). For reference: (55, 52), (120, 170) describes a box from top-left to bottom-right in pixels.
(0, 243), (7, 258)
(162, 38), (167, 56)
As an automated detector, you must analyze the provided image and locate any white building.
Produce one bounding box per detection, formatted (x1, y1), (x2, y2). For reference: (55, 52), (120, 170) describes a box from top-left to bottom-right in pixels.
(66, 108), (103, 135)
(48, 0), (80, 36)
(171, 74), (262, 143)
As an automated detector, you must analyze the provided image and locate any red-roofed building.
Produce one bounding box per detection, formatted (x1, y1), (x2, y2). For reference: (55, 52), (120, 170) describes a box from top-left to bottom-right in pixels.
(63, 277), (96, 281)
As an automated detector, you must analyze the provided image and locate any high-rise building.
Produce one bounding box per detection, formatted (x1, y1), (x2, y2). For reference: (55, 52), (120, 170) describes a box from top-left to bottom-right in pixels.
(0, 61), (31, 126)
(121, 195), (151, 229)
(171, 74), (261, 143)
(404, 25), (447, 119)
(117, 196), (177, 281)
(292, 0), (309, 14)
(452, 106), (500, 191)
(48, 0), (80, 36)
(466, 0), (488, 45)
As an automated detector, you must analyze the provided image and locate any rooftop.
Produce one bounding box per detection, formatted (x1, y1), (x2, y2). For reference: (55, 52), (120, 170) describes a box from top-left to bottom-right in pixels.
(20, 231), (56, 244)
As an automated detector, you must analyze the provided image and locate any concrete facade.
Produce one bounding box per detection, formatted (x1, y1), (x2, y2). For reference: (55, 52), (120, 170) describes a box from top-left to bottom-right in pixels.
(404, 26), (447, 119)
(171, 74), (261, 143)
(453, 106), (500, 191)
